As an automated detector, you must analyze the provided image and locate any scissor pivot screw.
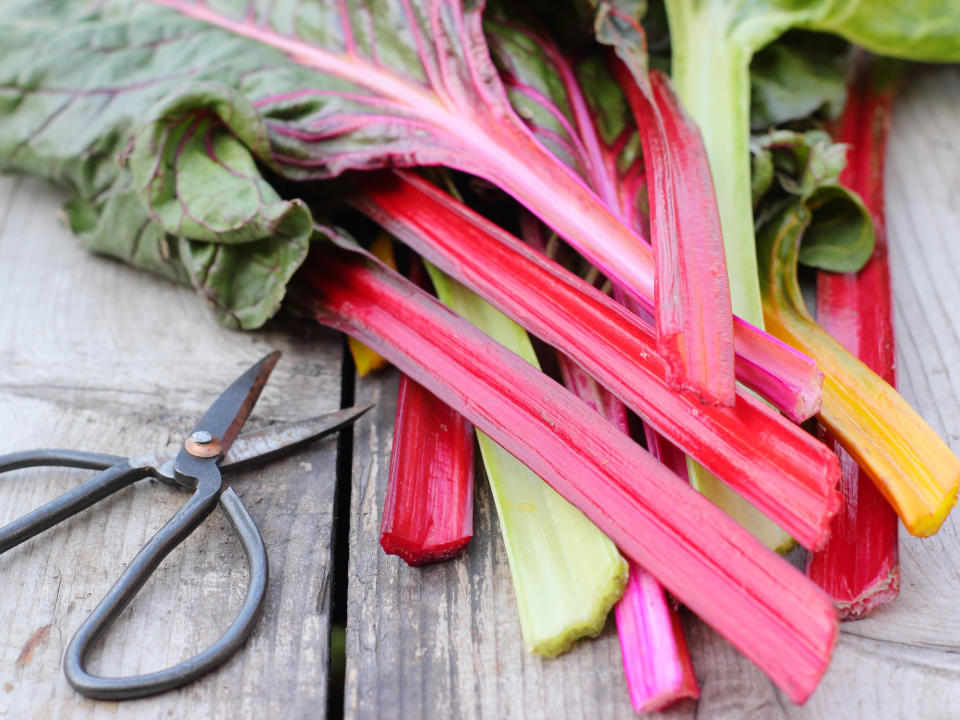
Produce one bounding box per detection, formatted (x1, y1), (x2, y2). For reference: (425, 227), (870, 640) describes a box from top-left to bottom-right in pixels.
(186, 431), (222, 458)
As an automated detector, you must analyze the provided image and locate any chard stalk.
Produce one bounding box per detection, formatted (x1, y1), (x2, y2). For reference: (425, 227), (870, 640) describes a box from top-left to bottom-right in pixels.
(611, 54), (794, 552)
(758, 207), (960, 537)
(423, 261), (628, 657)
(347, 233), (394, 375)
(556, 357), (699, 711)
(664, 0), (764, 325)
(615, 66), (736, 404)
(806, 59), (900, 617)
(354, 171), (841, 550)
(379, 372), (475, 566)
(299, 241), (838, 703)
(616, 565), (699, 713)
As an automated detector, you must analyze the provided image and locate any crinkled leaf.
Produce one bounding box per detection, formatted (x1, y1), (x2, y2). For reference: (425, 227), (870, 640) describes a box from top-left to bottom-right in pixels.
(129, 84), (309, 244)
(749, 31), (850, 131)
(752, 129), (873, 272)
(127, 85), (312, 326)
(0, 3), (312, 328)
(67, 184), (192, 287)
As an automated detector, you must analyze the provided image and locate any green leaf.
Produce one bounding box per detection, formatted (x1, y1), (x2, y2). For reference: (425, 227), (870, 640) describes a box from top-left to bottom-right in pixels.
(68, 183), (192, 287)
(752, 129), (874, 273)
(750, 32), (849, 130)
(798, 184), (873, 272)
(809, 0), (960, 63)
(0, 3), (312, 329)
(127, 85), (311, 327)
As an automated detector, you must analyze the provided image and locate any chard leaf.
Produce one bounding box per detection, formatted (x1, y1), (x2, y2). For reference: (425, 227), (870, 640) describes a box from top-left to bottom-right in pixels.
(1, 0), (703, 371)
(749, 32), (850, 131)
(752, 129), (873, 272)
(800, 184), (873, 272)
(129, 84), (310, 246)
(0, 3), (311, 328)
(67, 184), (192, 287)
(808, 0), (960, 62)
(127, 85), (312, 327)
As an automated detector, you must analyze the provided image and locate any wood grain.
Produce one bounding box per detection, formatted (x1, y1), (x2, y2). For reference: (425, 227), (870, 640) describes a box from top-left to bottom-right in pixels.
(0, 177), (344, 719)
(343, 66), (960, 719)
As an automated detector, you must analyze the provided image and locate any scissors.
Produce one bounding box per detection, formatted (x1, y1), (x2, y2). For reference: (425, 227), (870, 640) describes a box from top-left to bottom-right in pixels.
(0, 351), (370, 700)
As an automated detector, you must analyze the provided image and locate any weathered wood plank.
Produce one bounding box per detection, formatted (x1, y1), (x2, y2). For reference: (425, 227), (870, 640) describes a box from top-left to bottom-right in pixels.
(343, 65), (960, 719)
(0, 177), (343, 719)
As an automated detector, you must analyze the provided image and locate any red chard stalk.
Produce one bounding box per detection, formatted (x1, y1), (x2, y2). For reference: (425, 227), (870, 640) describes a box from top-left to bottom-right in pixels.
(806, 59), (900, 618)
(379, 258), (474, 567)
(353, 171), (841, 551)
(380, 374), (475, 566)
(617, 64), (736, 405)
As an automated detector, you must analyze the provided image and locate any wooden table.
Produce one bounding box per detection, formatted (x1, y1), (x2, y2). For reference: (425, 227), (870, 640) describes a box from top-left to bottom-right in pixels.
(2, 66), (960, 719)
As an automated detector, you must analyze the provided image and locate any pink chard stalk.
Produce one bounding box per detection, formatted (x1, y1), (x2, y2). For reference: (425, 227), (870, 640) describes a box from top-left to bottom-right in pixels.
(298, 239), (838, 703)
(557, 358), (699, 712)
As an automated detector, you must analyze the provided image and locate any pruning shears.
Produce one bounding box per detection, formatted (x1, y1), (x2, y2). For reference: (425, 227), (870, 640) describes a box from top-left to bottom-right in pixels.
(0, 351), (370, 700)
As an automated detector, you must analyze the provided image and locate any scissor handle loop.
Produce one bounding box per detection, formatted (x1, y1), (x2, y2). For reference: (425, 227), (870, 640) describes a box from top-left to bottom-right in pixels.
(63, 485), (268, 699)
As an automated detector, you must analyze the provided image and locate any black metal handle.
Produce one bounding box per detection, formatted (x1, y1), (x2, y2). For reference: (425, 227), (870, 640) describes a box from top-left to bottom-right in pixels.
(0, 458), (148, 554)
(0, 449), (124, 473)
(63, 485), (268, 699)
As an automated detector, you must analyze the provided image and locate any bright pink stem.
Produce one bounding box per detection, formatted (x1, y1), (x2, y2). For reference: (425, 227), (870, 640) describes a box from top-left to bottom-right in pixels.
(806, 63), (900, 618)
(354, 171), (841, 551)
(643, 424), (690, 483)
(300, 244), (838, 703)
(616, 565), (700, 713)
(557, 356), (698, 712)
(622, 68), (736, 406)
(555, 354), (631, 432)
(380, 374), (475, 566)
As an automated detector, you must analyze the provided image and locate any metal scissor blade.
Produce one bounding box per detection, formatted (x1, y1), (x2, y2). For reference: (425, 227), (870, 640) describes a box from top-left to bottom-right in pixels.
(186, 351), (281, 457)
(219, 404), (373, 472)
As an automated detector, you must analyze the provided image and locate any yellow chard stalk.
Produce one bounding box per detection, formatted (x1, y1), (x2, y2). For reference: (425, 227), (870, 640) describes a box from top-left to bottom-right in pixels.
(758, 204), (959, 536)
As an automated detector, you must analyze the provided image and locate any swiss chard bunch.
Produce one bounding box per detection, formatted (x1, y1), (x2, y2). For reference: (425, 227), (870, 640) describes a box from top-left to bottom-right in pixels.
(2, 0), (960, 713)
